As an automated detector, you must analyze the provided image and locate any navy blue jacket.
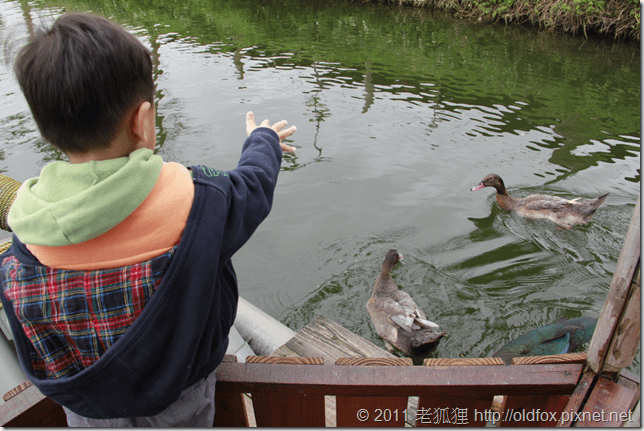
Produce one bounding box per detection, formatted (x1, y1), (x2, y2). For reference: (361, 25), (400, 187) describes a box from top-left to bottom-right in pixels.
(0, 127), (282, 418)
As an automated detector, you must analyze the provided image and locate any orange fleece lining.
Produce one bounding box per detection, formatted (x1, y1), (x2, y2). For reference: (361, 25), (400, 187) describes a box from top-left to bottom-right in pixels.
(27, 162), (195, 270)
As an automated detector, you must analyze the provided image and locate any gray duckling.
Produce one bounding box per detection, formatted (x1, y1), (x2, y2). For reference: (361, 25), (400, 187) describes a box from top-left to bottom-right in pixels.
(471, 174), (609, 229)
(366, 250), (446, 359)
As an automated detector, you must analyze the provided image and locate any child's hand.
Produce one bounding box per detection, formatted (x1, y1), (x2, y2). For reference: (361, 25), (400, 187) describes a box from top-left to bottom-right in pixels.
(246, 111), (297, 152)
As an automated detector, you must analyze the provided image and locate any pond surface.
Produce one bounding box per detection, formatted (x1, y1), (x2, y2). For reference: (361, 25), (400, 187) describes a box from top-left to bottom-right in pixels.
(0, 0), (640, 373)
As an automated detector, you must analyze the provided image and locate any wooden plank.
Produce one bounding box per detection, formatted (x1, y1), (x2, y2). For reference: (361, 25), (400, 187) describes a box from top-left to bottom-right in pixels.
(243, 393), (256, 427)
(215, 362), (583, 397)
(273, 315), (396, 362)
(603, 264), (640, 373)
(510, 352), (587, 365)
(3, 381), (33, 402)
(335, 357), (411, 427)
(335, 357), (412, 366)
(214, 355), (248, 427)
(0, 384), (67, 427)
(577, 376), (638, 426)
(336, 393), (409, 426)
(251, 391), (325, 427)
(415, 394), (493, 427)
(557, 370), (595, 427)
(587, 197), (640, 374)
(424, 357), (504, 366)
(271, 316), (396, 427)
(618, 368), (641, 393)
(491, 395), (506, 416)
(499, 394), (569, 427)
(496, 354), (591, 427)
(247, 355), (324, 365)
(324, 396), (337, 427)
(417, 358), (503, 427)
(214, 390), (248, 427)
(626, 400), (640, 427)
(245, 355), (327, 427)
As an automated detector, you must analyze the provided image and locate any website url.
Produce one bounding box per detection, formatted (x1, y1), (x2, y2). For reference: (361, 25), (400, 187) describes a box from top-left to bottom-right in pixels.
(474, 408), (634, 425)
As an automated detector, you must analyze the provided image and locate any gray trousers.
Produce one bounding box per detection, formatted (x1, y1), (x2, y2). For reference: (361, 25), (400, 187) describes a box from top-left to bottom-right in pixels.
(63, 369), (217, 427)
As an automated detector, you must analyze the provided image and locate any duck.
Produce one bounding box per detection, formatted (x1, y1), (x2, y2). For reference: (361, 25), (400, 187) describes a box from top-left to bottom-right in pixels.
(471, 174), (609, 229)
(492, 317), (597, 365)
(366, 250), (446, 360)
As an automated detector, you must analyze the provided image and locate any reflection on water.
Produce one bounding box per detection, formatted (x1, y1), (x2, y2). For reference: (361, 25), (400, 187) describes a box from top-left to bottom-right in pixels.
(0, 0), (639, 375)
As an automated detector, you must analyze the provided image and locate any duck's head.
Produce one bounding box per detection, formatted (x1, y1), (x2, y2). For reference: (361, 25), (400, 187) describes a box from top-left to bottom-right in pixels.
(383, 249), (403, 270)
(471, 174), (506, 194)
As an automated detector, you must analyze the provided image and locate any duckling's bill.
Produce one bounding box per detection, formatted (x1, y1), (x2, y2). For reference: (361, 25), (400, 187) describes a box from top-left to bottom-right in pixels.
(471, 183), (485, 192)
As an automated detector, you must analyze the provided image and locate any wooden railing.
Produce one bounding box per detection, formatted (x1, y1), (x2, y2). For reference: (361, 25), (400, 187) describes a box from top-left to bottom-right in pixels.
(213, 355), (585, 427)
(0, 353), (587, 427)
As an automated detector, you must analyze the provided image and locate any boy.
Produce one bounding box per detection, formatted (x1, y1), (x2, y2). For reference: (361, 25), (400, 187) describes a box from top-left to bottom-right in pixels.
(0, 12), (296, 426)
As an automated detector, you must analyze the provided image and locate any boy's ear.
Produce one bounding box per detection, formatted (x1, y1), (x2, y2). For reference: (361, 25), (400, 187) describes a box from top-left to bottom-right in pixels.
(131, 101), (156, 151)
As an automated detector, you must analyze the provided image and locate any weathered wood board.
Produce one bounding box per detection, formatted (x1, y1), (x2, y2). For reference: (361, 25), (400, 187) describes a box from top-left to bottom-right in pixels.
(273, 315), (396, 361)
(587, 197), (640, 375)
(577, 376), (639, 427)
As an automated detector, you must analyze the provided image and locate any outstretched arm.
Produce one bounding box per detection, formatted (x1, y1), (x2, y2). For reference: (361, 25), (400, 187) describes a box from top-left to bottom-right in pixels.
(213, 112), (297, 259)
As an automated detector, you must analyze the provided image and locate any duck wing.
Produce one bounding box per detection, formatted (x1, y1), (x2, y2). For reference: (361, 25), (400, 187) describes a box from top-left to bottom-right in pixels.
(369, 295), (404, 317)
(390, 291), (440, 332)
(520, 195), (574, 212)
(370, 297), (410, 328)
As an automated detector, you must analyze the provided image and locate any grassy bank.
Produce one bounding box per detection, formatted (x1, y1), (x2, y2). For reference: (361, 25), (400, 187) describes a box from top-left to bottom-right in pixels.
(362, 0), (640, 40)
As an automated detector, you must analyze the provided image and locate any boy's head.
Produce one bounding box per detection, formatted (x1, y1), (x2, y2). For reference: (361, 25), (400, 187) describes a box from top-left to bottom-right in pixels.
(14, 12), (155, 155)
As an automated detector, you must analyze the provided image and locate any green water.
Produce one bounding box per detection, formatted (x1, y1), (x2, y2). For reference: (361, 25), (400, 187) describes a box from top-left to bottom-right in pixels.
(0, 0), (640, 372)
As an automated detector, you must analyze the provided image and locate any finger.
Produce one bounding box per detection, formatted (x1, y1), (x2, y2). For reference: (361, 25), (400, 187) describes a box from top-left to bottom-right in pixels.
(272, 120), (288, 132)
(278, 125), (297, 140)
(260, 119), (270, 128)
(280, 142), (296, 153)
(245, 111), (256, 136)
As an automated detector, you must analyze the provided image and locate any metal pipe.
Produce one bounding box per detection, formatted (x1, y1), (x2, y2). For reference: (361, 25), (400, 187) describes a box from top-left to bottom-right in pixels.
(235, 297), (296, 356)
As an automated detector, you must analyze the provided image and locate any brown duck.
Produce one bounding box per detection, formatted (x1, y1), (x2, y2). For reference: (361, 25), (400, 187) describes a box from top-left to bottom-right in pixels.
(471, 174), (609, 229)
(366, 250), (445, 359)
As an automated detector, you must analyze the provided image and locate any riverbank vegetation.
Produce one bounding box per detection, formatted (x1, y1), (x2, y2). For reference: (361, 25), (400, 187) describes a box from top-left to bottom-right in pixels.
(362, 0), (640, 40)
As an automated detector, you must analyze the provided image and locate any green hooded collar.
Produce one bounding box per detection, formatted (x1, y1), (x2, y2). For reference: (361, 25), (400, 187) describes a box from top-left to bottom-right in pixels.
(8, 148), (163, 246)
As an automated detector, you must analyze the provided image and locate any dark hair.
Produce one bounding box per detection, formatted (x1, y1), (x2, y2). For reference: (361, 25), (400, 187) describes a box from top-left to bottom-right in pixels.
(13, 12), (154, 153)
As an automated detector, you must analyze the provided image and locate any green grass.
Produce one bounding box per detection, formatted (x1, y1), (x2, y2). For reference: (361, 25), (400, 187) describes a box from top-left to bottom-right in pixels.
(359, 0), (640, 40)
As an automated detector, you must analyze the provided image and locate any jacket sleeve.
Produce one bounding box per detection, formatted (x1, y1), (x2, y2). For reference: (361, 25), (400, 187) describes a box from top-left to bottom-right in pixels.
(190, 127), (282, 260)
